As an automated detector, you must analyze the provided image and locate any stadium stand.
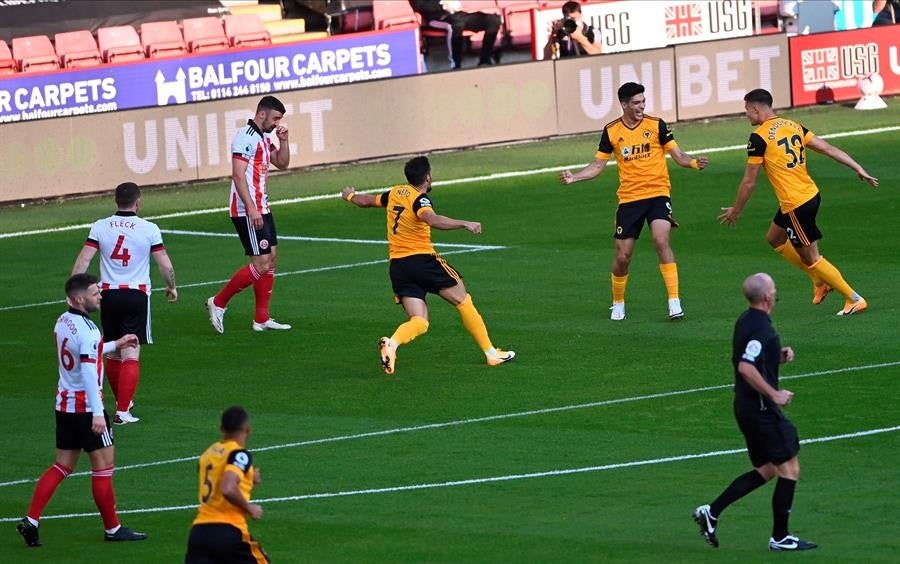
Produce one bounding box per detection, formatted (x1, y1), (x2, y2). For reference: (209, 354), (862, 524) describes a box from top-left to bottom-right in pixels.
(54, 30), (103, 68)
(182, 16), (230, 53)
(496, 0), (539, 47)
(373, 1), (418, 29)
(12, 35), (60, 73)
(224, 14), (272, 48)
(97, 26), (144, 63)
(0, 40), (16, 75)
(264, 19), (313, 44)
(140, 20), (188, 58)
(228, 2), (284, 22)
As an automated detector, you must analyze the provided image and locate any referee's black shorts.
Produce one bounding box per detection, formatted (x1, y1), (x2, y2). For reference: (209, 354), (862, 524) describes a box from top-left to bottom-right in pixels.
(389, 253), (462, 301)
(101, 288), (151, 344)
(232, 214), (278, 256)
(56, 411), (113, 452)
(185, 523), (269, 564)
(734, 401), (800, 467)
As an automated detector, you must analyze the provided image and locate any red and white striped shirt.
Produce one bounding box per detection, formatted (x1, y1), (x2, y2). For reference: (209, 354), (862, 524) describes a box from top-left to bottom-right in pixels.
(229, 119), (275, 218)
(54, 309), (105, 414)
(85, 211), (165, 294)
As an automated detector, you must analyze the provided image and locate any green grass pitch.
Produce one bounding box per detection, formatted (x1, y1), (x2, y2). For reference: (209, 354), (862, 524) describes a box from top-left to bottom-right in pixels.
(1, 98), (898, 563)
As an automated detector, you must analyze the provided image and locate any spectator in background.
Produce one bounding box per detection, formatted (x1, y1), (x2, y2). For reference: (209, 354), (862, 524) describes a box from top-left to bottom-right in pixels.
(872, 0), (899, 25)
(411, 0), (501, 69)
(544, 1), (600, 59)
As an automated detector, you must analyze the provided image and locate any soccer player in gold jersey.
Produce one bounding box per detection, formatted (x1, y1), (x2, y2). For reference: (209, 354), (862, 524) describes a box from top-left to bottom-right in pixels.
(185, 406), (268, 564)
(719, 89), (878, 316)
(561, 82), (709, 321)
(341, 156), (515, 375)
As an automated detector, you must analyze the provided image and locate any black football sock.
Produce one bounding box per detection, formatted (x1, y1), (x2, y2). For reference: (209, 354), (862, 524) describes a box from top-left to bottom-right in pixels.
(710, 469), (767, 518)
(772, 477), (797, 540)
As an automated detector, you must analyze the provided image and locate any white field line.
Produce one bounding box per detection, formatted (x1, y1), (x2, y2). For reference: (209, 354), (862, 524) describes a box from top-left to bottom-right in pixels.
(0, 245), (505, 313)
(1, 360), (896, 489)
(159, 229), (506, 250)
(2, 126), (897, 241)
(1, 424), (896, 523)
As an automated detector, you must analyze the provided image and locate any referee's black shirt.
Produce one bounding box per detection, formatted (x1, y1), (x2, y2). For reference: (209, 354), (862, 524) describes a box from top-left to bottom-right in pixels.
(732, 308), (782, 409)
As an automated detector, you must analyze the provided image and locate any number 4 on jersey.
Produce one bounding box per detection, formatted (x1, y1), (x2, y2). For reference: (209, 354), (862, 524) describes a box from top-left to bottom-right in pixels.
(111, 235), (132, 266)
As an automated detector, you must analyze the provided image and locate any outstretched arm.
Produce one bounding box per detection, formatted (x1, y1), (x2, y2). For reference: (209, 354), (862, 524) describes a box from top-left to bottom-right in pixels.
(806, 136), (879, 187)
(341, 186), (381, 207)
(668, 145), (709, 170)
(419, 210), (481, 234)
(719, 164), (762, 226)
(559, 157), (609, 185)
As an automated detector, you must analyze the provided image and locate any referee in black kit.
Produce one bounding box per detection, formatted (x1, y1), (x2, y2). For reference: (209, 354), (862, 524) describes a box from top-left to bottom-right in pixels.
(693, 273), (816, 552)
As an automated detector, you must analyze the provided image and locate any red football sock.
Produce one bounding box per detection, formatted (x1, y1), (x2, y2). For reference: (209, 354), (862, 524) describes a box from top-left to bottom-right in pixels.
(27, 463), (72, 521)
(105, 357), (122, 404)
(116, 359), (139, 413)
(253, 269), (275, 323)
(91, 466), (119, 530)
(214, 264), (262, 308)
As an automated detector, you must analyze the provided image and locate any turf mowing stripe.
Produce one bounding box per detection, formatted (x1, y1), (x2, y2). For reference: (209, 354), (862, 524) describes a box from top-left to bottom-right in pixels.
(2, 126), (897, 240)
(2, 424), (896, 522)
(159, 229), (506, 250)
(1, 360), (896, 488)
(0, 246), (504, 312)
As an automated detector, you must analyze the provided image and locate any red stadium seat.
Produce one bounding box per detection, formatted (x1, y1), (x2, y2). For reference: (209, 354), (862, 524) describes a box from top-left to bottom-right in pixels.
(12, 35), (60, 73)
(182, 17), (230, 53)
(140, 20), (187, 58)
(0, 40), (16, 75)
(97, 26), (144, 63)
(54, 30), (102, 68)
(495, 0), (539, 47)
(374, 1), (419, 29)
(223, 14), (272, 48)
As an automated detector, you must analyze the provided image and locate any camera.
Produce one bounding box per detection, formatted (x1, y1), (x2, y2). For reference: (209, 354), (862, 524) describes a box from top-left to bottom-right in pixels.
(554, 16), (579, 39)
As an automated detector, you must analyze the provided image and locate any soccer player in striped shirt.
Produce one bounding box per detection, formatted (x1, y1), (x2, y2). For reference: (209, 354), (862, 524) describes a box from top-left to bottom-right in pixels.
(16, 274), (147, 547)
(207, 96), (292, 334)
(72, 182), (177, 425)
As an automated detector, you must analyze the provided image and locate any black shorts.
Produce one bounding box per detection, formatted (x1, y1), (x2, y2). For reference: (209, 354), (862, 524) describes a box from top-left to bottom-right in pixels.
(185, 523), (269, 564)
(56, 411), (114, 452)
(773, 193), (822, 248)
(101, 288), (151, 344)
(614, 196), (678, 240)
(734, 402), (800, 467)
(389, 254), (462, 301)
(232, 214), (278, 256)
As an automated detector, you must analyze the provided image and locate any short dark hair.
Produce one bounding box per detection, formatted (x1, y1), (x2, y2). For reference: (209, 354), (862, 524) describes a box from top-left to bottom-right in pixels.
(65, 273), (98, 298)
(115, 182), (141, 208)
(257, 95), (286, 114)
(404, 156), (431, 186)
(744, 88), (773, 107)
(617, 82), (645, 103)
(221, 406), (250, 434)
(562, 1), (582, 16)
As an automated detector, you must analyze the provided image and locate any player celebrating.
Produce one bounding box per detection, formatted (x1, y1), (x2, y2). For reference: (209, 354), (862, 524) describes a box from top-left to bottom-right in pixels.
(341, 156), (515, 375)
(72, 182), (177, 425)
(16, 273), (147, 547)
(560, 82), (708, 321)
(719, 89), (878, 315)
(185, 406), (268, 564)
(207, 96), (292, 334)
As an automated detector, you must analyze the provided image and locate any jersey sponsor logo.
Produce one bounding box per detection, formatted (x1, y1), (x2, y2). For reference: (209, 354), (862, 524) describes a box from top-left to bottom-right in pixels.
(419, 197), (432, 207)
(742, 339), (762, 361)
(233, 451), (250, 471)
